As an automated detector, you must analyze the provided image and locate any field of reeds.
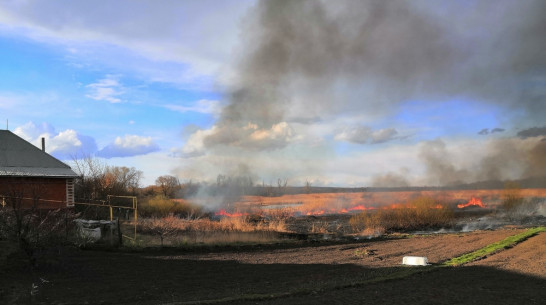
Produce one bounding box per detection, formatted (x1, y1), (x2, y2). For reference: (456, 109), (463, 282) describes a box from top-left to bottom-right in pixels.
(122, 188), (546, 247)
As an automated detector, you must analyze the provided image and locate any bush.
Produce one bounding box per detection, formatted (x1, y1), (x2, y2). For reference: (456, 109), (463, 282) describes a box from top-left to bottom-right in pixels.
(0, 207), (80, 265)
(137, 215), (288, 246)
(139, 195), (203, 218)
(139, 216), (179, 246)
(350, 196), (454, 233)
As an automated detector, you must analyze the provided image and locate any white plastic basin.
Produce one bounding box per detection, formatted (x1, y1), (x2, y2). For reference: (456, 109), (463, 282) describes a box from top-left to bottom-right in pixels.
(402, 256), (429, 266)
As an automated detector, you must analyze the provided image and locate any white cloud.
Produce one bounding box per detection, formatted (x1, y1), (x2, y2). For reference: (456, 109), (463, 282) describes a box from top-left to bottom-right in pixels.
(98, 134), (160, 158)
(191, 121), (299, 153)
(179, 127), (217, 157)
(0, 94), (19, 110)
(85, 75), (123, 103)
(164, 99), (221, 116)
(0, 0), (253, 87)
(13, 121), (98, 160)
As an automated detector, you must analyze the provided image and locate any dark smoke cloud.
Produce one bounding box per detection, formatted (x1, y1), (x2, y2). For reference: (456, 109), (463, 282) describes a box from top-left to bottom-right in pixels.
(517, 126), (546, 139)
(335, 126), (399, 144)
(419, 139), (470, 186)
(478, 129), (489, 135)
(184, 0), (546, 186)
(419, 137), (546, 186)
(371, 172), (410, 188)
(203, 0), (546, 151)
(478, 128), (505, 135)
(525, 141), (546, 178)
(491, 128), (505, 134)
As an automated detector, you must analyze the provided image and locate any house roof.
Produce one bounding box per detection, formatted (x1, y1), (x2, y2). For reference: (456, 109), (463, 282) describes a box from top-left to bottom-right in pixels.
(0, 130), (78, 178)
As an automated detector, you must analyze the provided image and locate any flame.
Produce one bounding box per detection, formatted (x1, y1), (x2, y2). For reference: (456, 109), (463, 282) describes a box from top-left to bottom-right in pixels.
(215, 209), (249, 217)
(457, 197), (486, 209)
(216, 202), (448, 217)
(348, 205), (373, 211)
(214, 193), (459, 217)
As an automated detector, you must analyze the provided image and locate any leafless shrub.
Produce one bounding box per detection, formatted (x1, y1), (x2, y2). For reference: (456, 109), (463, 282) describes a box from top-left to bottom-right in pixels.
(138, 216), (179, 246)
(137, 214), (288, 246)
(350, 196), (454, 233)
(71, 154), (142, 200)
(138, 195), (204, 218)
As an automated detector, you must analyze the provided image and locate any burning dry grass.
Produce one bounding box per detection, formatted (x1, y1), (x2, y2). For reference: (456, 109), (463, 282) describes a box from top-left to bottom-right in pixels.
(135, 188), (545, 245)
(236, 189), (546, 213)
(139, 195), (204, 218)
(349, 196), (454, 233)
(137, 215), (288, 246)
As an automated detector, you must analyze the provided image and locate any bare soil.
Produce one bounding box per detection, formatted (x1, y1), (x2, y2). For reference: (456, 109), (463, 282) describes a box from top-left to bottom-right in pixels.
(467, 229), (546, 278)
(1, 227), (544, 304)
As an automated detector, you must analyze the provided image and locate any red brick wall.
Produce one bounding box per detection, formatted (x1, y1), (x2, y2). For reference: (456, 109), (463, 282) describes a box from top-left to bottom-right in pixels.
(0, 177), (68, 209)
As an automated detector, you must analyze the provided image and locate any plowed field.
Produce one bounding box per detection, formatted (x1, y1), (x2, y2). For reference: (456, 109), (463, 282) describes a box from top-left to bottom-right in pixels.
(2, 228), (544, 304)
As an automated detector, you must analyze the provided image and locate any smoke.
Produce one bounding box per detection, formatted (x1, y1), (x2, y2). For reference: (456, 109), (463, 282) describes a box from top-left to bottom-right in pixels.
(334, 126), (399, 145)
(418, 137), (546, 186)
(371, 172), (410, 188)
(478, 128), (505, 136)
(181, 0), (546, 186)
(419, 139), (470, 186)
(207, 0), (545, 136)
(517, 126), (546, 139)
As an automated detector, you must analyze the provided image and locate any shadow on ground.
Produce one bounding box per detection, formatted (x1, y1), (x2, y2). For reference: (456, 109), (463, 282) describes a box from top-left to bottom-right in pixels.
(1, 245), (545, 305)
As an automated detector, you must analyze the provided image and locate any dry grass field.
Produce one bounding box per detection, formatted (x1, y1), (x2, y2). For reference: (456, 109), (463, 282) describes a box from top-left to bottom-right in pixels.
(233, 189), (546, 213)
(1, 188), (545, 304)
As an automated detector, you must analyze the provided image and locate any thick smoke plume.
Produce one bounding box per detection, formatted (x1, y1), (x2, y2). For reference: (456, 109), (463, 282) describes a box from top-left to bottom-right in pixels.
(419, 137), (546, 186)
(184, 0), (546, 186)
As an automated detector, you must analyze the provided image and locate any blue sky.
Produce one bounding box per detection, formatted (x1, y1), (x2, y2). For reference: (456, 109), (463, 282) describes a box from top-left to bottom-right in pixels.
(1, 1), (544, 187)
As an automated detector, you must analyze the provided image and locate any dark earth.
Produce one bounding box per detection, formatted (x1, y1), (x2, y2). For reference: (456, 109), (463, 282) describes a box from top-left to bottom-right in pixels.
(1, 227), (544, 304)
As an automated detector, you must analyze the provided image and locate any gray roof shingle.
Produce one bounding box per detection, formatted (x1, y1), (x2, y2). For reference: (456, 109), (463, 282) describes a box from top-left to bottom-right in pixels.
(0, 130), (79, 178)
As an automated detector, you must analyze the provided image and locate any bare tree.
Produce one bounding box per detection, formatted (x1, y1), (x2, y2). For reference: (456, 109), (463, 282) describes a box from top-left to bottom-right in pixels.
(0, 179), (77, 264)
(139, 216), (179, 247)
(71, 154), (107, 200)
(277, 178), (288, 195)
(71, 154), (142, 200)
(155, 175), (180, 198)
(304, 179), (312, 194)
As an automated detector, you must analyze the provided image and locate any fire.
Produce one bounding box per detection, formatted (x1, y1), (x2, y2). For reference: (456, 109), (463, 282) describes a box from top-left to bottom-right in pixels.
(457, 197), (486, 209)
(215, 209), (248, 217)
(211, 193), (469, 217)
(216, 201), (450, 218)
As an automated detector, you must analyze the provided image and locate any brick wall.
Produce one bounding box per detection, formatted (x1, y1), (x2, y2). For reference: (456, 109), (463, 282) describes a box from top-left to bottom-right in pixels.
(0, 177), (68, 209)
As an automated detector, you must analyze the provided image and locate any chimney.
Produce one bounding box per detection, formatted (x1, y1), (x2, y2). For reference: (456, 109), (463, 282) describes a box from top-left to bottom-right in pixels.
(41, 137), (45, 152)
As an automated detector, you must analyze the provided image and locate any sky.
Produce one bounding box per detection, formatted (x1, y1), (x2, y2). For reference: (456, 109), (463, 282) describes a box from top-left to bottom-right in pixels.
(1, 0), (545, 187)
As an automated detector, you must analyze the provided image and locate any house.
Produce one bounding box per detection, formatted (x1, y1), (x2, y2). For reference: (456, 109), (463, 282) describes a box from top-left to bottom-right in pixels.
(0, 130), (79, 209)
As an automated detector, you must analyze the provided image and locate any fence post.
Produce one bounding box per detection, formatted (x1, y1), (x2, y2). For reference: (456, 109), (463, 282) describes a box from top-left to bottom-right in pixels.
(117, 218), (123, 245)
(134, 207), (137, 240)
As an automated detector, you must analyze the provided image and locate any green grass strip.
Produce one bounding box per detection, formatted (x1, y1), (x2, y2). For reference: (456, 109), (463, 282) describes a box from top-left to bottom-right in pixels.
(163, 227), (545, 305)
(443, 227), (546, 266)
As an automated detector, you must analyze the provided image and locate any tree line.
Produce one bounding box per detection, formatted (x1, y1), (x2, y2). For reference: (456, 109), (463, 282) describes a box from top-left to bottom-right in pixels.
(71, 156), (318, 201)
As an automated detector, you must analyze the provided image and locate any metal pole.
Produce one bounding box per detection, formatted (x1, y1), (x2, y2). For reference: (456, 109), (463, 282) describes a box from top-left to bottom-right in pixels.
(134, 196), (138, 240)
